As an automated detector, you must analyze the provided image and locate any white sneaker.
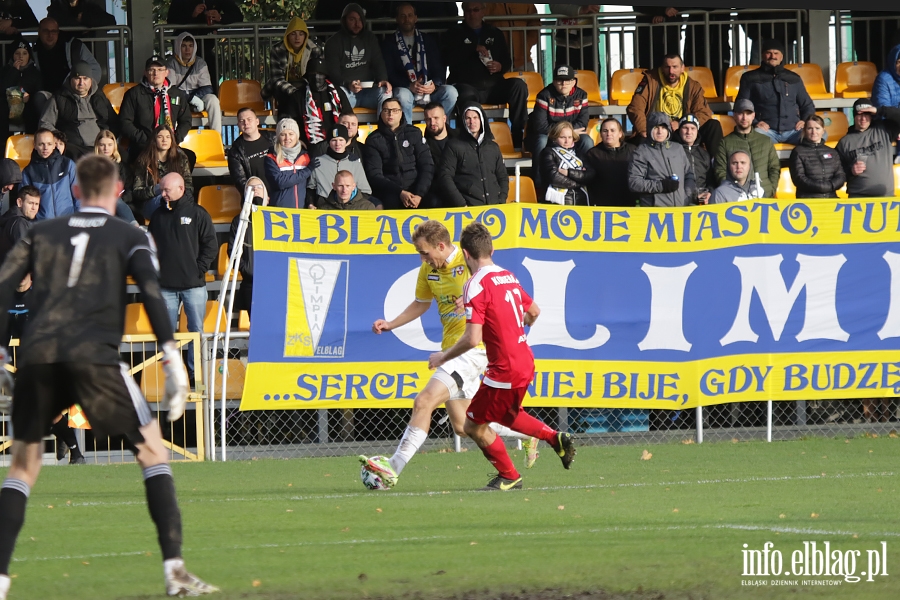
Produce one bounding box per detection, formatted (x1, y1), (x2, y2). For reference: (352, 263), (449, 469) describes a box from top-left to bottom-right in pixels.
(0, 574), (10, 600)
(166, 566), (219, 597)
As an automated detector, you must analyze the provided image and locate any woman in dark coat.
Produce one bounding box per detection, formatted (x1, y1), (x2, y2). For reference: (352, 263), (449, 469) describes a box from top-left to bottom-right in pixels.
(584, 118), (639, 207)
(538, 121), (595, 205)
(789, 114), (846, 199)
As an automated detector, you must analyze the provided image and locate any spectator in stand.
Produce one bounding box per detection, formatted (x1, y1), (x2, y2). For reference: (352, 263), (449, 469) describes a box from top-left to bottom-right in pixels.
(362, 97), (433, 210)
(315, 0), (387, 22)
(873, 43), (900, 109)
(382, 3), (457, 126)
(527, 64), (592, 190)
(585, 118), (638, 207)
(264, 117), (312, 209)
(715, 99), (780, 197)
(0, 157), (21, 205)
(317, 169), (377, 211)
(789, 114), (846, 199)
(324, 3), (391, 115)
(22, 128), (77, 219)
(0, 184), (38, 262)
(422, 102), (454, 205)
(627, 53), (723, 158)
(166, 0), (243, 88)
(709, 149), (764, 203)
(633, 6), (683, 71)
(539, 121), (595, 205)
(836, 98), (900, 198)
(435, 102), (507, 206)
(444, 2), (528, 149)
(94, 129), (138, 222)
(228, 176), (267, 315)
(628, 111), (695, 207)
(120, 55), (193, 164)
(677, 115), (713, 204)
(167, 32), (222, 134)
(734, 39), (816, 146)
(339, 112), (363, 157)
(38, 61), (118, 159)
(261, 17), (318, 123)
(31, 18), (102, 116)
(47, 0), (115, 35)
(549, 4), (600, 71)
(148, 171), (217, 380)
(0, 0), (37, 39)
(485, 2), (539, 72)
(228, 107), (275, 194)
(308, 124), (374, 207)
(131, 125), (193, 224)
(295, 47), (353, 153)
(0, 38), (41, 142)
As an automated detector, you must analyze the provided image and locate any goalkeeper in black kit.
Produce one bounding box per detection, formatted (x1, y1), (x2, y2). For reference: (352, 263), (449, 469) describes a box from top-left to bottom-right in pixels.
(0, 155), (218, 598)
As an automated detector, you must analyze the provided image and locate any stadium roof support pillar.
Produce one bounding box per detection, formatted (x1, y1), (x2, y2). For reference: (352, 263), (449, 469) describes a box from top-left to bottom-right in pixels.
(808, 10), (832, 90)
(128, 0), (156, 81)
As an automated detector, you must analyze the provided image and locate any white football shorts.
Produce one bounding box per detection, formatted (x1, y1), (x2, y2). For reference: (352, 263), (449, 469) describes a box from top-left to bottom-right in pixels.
(431, 346), (487, 400)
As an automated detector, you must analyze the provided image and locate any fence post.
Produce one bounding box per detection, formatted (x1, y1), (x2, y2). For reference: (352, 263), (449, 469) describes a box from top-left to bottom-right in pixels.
(318, 409), (329, 443)
(766, 400), (773, 442)
(558, 407), (568, 432)
(695, 405), (703, 443)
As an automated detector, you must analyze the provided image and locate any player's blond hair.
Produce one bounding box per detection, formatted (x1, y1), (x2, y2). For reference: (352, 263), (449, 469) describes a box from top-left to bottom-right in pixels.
(460, 222), (492, 259)
(76, 154), (119, 201)
(412, 220), (451, 247)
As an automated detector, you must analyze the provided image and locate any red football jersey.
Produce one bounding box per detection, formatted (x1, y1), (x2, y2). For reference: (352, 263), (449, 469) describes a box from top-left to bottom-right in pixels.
(464, 264), (535, 389)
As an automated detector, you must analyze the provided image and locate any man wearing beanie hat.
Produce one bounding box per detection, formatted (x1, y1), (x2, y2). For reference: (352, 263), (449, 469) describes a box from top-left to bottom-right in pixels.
(734, 38), (816, 146)
(307, 124), (374, 206)
(38, 60), (118, 159)
(836, 98), (900, 197)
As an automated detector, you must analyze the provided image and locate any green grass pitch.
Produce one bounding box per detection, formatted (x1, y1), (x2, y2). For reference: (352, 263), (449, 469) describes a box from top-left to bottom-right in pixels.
(3, 435), (899, 599)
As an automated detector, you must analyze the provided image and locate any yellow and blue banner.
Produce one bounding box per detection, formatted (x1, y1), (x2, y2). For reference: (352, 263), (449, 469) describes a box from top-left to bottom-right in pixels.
(241, 200), (900, 410)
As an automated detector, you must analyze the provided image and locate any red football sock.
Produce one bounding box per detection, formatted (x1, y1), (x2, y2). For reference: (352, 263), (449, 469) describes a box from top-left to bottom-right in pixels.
(509, 409), (558, 445)
(481, 436), (520, 480)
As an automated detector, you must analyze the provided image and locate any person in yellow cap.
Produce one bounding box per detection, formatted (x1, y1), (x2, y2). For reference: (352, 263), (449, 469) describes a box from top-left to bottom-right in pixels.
(262, 16), (319, 123)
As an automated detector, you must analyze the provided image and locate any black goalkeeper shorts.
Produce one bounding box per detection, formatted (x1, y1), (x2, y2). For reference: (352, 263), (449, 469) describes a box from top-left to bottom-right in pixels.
(12, 362), (154, 443)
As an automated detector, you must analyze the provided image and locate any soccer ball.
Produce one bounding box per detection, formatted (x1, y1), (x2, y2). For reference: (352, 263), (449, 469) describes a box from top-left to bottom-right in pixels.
(360, 462), (391, 490)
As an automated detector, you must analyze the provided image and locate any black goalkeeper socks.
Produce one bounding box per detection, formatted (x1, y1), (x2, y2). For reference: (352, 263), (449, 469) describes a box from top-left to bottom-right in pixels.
(0, 479), (30, 575)
(143, 465), (183, 561)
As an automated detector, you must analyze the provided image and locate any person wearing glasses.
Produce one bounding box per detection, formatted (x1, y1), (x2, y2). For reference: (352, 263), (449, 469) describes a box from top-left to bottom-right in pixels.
(30, 17), (102, 118)
(361, 97), (434, 210)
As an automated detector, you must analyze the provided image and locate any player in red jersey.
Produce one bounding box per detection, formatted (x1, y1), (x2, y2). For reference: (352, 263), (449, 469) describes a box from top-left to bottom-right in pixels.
(428, 222), (576, 491)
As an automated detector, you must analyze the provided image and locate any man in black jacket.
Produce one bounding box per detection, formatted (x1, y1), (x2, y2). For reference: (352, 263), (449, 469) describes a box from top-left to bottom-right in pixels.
(677, 115), (713, 203)
(147, 172), (217, 378)
(38, 61), (118, 159)
(436, 102), (508, 207)
(734, 39), (816, 146)
(227, 107), (275, 194)
(0, 184), (38, 263)
(443, 1), (528, 149)
(31, 17), (102, 116)
(423, 102), (455, 205)
(120, 56), (193, 163)
(361, 97), (434, 210)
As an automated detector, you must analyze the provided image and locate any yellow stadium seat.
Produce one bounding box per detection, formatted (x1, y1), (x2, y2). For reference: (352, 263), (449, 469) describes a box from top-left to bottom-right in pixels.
(179, 300), (229, 334)
(836, 183), (848, 199)
(504, 70), (544, 108)
(197, 185), (241, 223)
(4, 134), (32, 169)
(124, 303), (153, 335)
(817, 110), (849, 147)
(608, 68), (646, 106)
(489, 121), (522, 159)
(784, 63), (833, 99)
(507, 175), (537, 203)
(218, 79), (272, 117)
(776, 167), (796, 200)
(181, 129), (227, 168)
(211, 358), (246, 400)
(414, 122), (426, 133)
(686, 66), (719, 100)
(895, 164), (900, 198)
(834, 61), (877, 99)
(356, 124), (375, 143)
(139, 359), (190, 403)
(103, 82), (137, 114)
(723, 65), (758, 101)
(576, 70), (606, 106)
(216, 242), (242, 281)
(711, 114), (735, 137)
(774, 143), (795, 153)
(238, 310), (250, 332)
(586, 118), (601, 145)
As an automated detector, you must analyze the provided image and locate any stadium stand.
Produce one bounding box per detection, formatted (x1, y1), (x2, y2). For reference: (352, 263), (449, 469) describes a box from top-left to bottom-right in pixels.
(785, 63), (834, 99)
(508, 175), (537, 203)
(218, 79), (272, 117)
(834, 61), (877, 98)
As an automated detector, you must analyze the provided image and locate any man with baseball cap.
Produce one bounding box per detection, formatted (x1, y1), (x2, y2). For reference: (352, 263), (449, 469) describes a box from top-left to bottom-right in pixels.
(715, 98), (780, 197)
(38, 61), (118, 159)
(119, 55), (192, 163)
(836, 98), (900, 197)
(526, 64), (592, 188)
(734, 38), (816, 146)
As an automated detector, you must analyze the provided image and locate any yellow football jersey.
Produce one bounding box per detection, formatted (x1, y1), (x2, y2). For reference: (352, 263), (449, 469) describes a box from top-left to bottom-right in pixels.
(415, 246), (477, 351)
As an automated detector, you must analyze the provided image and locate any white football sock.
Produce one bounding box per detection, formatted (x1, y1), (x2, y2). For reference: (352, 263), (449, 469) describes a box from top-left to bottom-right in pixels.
(0, 574), (10, 600)
(164, 558), (185, 579)
(390, 426), (427, 475)
(489, 422), (530, 440)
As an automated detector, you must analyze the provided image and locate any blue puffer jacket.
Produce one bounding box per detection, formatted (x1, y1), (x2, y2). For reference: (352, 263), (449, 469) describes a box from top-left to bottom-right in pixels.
(22, 148), (77, 220)
(873, 44), (900, 109)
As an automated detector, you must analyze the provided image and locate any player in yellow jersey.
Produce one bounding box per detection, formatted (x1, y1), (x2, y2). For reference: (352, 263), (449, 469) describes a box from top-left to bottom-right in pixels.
(362, 220), (537, 488)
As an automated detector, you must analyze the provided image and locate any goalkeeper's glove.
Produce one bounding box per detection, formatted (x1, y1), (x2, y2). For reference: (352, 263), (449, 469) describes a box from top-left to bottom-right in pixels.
(160, 341), (189, 422)
(0, 347), (13, 413)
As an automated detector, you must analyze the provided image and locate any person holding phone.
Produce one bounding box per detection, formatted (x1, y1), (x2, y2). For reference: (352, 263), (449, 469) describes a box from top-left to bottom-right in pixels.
(836, 98), (900, 198)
